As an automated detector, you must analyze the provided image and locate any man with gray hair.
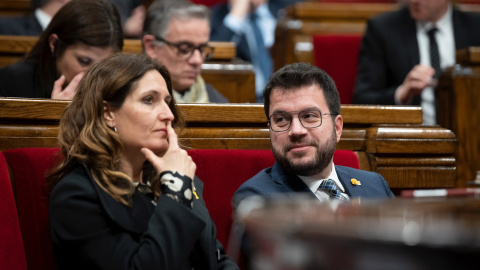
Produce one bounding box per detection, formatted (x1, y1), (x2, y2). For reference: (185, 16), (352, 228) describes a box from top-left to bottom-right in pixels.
(142, 0), (228, 103)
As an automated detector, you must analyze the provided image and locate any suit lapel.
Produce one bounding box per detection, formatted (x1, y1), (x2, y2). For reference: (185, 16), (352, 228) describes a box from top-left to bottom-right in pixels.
(336, 166), (368, 198)
(400, 7), (420, 70)
(452, 8), (469, 50)
(83, 164), (153, 234)
(271, 162), (316, 199)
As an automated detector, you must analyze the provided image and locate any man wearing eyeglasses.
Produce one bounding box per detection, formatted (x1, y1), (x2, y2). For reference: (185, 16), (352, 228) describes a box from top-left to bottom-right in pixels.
(234, 63), (394, 206)
(141, 0), (228, 103)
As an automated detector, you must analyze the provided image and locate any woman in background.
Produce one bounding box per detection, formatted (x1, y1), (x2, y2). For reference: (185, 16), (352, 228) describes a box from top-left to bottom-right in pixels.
(0, 0), (123, 99)
(48, 53), (239, 270)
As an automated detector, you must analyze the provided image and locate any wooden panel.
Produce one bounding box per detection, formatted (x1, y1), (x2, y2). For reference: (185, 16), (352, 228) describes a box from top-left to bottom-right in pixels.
(201, 62), (256, 103)
(0, 0), (31, 16)
(0, 98), (458, 190)
(437, 49), (480, 188)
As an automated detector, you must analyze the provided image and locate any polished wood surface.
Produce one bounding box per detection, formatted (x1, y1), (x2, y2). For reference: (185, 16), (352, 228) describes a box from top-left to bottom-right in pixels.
(437, 47), (480, 188)
(0, 36), (237, 67)
(0, 0), (31, 16)
(0, 98), (457, 191)
(0, 35), (255, 103)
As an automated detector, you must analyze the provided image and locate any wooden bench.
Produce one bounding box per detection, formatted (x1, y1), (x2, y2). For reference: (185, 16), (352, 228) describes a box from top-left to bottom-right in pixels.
(0, 98), (458, 192)
(0, 36), (256, 103)
(273, 2), (480, 70)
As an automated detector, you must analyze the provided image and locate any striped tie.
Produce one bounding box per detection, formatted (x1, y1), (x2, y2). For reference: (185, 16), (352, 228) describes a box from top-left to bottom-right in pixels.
(318, 179), (348, 201)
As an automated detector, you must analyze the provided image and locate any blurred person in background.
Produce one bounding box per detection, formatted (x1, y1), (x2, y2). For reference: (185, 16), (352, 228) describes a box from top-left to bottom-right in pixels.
(142, 0), (228, 103)
(0, 0), (70, 36)
(353, 0), (480, 125)
(0, 0), (123, 99)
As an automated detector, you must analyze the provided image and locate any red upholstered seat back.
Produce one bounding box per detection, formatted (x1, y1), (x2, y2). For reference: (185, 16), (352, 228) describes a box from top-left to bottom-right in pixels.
(187, 149), (360, 251)
(313, 34), (362, 104)
(3, 148), (61, 270)
(3, 147), (359, 269)
(187, 149), (276, 249)
(0, 152), (28, 270)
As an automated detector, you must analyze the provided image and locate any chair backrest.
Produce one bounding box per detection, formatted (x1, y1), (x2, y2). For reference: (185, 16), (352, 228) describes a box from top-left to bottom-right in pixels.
(2, 147), (359, 270)
(0, 151), (28, 270)
(313, 34), (362, 104)
(3, 148), (61, 270)
(187, 149), (360, 251)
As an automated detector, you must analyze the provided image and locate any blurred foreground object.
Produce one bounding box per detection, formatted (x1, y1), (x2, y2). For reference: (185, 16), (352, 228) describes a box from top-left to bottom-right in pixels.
(240, 195), (480, 270)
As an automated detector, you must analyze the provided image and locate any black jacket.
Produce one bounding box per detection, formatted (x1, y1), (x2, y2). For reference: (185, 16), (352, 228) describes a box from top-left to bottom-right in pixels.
(49, 164), (239, 270)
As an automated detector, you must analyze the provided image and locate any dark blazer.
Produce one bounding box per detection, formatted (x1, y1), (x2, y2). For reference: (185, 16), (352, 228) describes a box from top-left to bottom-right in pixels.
(233, 162), (394, 206)
(0, 60), (46, 98)
(0, 15), (43, 36)
(49, 164), (239, 270)
(206, 83), (229, 103)
(352, 6), (480, 105)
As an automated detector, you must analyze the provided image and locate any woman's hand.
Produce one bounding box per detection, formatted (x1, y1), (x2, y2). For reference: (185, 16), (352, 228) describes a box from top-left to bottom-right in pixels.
(141, 123), (196, 180)
(51, 72), (84, 100)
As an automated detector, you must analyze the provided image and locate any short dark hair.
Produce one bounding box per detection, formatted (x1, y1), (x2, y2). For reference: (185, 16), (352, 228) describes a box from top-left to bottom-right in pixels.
(263, 62), (341, 118)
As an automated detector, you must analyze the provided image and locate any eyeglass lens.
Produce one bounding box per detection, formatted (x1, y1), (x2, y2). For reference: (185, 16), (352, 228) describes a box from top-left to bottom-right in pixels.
(270, 110), (323, 131)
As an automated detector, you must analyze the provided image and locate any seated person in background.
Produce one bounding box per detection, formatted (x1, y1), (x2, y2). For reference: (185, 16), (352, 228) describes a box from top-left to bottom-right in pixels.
(48, 53), (239, 270)
(210, 0), (276, 103)
(0, 0), (123, 100)
(234, 63), (394, 206)
(352, 0), (480, 125)
(111, 0), (146, 38)
(0, 0), (70, 36)
(142, 0), (228, 103)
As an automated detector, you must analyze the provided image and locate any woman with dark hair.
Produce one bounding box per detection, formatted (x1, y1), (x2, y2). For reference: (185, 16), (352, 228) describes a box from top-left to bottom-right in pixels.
(0, 0), (123, 99)
(48, 53), (239, 270)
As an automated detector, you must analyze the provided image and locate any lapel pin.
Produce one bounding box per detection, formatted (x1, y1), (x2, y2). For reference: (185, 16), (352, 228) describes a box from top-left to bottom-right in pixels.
(351, 178), (361, 186)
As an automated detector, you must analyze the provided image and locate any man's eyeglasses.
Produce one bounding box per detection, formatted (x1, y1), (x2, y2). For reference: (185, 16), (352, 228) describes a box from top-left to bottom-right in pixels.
(268, 109), (338, 132)
(154, 36), (214, 60)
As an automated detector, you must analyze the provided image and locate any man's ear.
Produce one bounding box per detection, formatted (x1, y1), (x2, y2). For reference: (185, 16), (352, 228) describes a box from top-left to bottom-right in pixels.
(334, 114), (343, 143)
(48, 33), (59, 55)
(142, 34), (158, 59)
(103, 101), (116, 128)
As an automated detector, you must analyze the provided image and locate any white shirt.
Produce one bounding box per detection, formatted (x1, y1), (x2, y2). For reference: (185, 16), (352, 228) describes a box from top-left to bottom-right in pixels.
(298, 163), (350, 202)
(416, 4), (455, 125)
(223, 4), (276, 97)
(35, 8), (52, 30)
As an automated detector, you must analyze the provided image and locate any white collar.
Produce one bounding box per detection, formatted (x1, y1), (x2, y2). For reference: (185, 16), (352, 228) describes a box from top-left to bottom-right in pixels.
(35, 8), (52, 30)
(298, 163), (346, 194)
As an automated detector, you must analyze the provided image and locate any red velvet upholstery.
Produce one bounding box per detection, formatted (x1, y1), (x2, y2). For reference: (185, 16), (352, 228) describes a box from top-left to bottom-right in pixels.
(313, 34), (362, 104)
(187, 149), (359, 250)
(3, 148), (61, 270)
(191, 0), (227, 7)
(3, 147), (359, 269)
(0, 152), (28, 270)
(188, 149), (276, 249)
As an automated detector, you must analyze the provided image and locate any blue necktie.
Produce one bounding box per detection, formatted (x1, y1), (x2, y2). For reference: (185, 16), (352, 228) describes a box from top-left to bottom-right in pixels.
(318, 179), (348, 201)
(249, 13), (272, 97)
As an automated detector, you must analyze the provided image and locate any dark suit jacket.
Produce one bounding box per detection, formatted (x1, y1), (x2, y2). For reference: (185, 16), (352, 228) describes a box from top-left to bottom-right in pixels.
(0, 15), (43, 36)
(49, 164), (239, 270)
(0, 60), (46, 98)
(206, 83), (229, 103)
(352, 6), (480, 105)
(233, 162), (394, 206)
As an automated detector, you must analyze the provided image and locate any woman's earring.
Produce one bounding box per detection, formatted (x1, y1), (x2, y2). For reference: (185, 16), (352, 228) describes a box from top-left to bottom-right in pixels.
(113, 126), (117, 132)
